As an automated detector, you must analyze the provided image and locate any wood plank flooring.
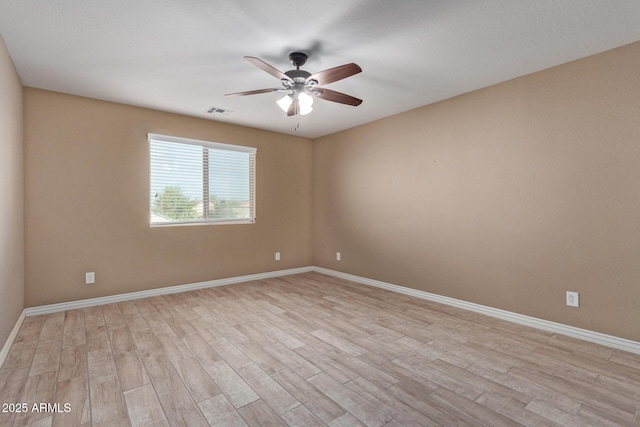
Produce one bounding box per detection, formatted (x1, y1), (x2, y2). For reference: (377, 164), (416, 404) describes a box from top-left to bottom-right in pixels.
(1, 272), (639, 426)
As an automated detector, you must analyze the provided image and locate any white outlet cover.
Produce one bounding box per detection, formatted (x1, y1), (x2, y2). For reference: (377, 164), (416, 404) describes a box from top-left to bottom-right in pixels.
(275, 252), (280, 261)
(566, 291), (579, 307)
(85, 272), (95, 284)
(336, 252), (341, 261)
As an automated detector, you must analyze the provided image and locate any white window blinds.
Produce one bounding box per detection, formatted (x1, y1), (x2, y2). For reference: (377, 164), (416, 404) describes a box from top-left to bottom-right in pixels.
(148, 133), (256, 225)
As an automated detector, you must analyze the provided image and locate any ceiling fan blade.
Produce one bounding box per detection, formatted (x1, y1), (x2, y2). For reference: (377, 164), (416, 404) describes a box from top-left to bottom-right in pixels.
(225, 88), (281, 97)
(287, 98), (299, 116)
(311, 88), (362, 106)
(244, 56), (292, 82)
(307, 63), (362, 85)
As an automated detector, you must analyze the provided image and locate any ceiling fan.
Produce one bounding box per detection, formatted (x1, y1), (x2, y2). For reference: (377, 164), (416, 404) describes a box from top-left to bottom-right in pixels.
(225, 52), (362, 116)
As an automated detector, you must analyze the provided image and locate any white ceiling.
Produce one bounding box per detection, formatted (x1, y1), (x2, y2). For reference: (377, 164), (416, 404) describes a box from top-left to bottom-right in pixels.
(1, 1), (640, 138)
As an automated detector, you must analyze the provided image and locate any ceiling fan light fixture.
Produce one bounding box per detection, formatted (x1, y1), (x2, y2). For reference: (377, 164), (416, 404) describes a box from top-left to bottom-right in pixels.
(277, 92), (313, 115)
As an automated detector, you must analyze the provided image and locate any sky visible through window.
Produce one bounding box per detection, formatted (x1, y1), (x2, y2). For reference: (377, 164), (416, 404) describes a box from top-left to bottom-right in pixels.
(150, 141), (250, 203)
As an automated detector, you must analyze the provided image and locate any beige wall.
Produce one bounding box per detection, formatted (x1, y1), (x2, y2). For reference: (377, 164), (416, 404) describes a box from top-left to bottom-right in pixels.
(313, 42), (640, 342)
(0, 35), (24, 345)
(24, 89), (312, 306)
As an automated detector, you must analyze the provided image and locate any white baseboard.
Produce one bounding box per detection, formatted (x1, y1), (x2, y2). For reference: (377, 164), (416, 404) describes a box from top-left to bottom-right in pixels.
(17, 265), (639, 356)
(313, 267), (640, 355)
(24, 267), (314, 316)
(0, 310), (25, 368)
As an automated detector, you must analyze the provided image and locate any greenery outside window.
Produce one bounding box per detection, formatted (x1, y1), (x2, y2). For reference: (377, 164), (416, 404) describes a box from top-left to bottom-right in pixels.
(148, 133), (256, 225)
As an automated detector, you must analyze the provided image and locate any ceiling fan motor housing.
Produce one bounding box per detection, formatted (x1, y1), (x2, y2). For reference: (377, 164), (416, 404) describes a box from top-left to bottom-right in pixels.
(284, 66), (313, 93)
(285, 69), (311, 81)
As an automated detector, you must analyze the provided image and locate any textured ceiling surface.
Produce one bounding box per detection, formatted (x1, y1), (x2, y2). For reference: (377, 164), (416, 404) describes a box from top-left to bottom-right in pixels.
(1, 0), (640, 138)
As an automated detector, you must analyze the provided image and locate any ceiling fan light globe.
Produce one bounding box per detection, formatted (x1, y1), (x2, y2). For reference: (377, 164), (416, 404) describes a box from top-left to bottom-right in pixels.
(277, 95), (292, 112)
(298, 92), (313, 115)
(298, 92), (313, 116)
(298, 92), (313, 107)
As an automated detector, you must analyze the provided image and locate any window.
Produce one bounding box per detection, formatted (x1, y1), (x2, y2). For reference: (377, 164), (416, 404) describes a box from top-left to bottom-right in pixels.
(148, 133), (256, 225)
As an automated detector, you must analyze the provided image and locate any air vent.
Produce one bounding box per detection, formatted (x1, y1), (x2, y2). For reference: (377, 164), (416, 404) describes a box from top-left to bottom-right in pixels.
(206, 106), (232, 115)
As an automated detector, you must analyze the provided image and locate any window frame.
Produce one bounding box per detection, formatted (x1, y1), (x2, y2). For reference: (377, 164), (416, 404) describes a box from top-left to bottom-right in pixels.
(147, 133), (256, 227)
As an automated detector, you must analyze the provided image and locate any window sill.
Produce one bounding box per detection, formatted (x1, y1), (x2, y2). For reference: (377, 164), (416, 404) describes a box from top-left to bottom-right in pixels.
(150, 219), (255, 227)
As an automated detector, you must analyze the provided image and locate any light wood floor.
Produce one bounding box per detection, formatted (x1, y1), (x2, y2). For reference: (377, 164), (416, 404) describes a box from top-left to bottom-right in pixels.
(1, 272), (639, 427)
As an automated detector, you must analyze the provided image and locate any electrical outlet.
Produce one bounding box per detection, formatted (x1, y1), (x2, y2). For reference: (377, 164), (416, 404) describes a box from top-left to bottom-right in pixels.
(336, 252), (341, 261)
(566, 291), (579, 307)
(275, 252), (280, 261)
(85, 272), (95, 285)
